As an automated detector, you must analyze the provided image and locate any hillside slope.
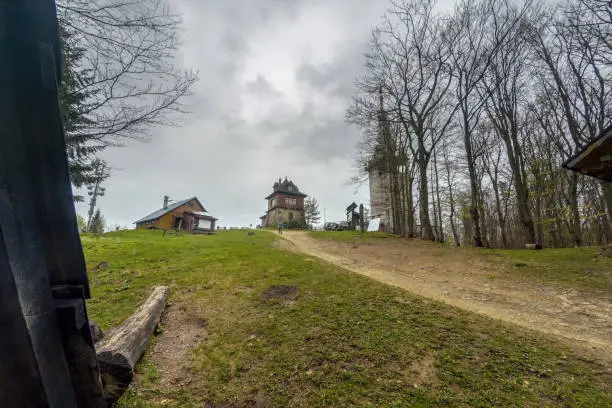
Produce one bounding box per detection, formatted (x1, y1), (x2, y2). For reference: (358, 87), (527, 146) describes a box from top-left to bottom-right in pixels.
(83, 230), (610, 407)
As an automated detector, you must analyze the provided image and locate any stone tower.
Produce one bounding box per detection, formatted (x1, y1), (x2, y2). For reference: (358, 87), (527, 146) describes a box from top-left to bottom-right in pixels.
(366, 86), (394, 232)
(367, 167), (393, 231)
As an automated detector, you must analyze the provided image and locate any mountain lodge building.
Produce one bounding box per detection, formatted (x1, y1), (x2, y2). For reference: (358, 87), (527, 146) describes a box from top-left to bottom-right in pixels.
(260, 178), (307, 227)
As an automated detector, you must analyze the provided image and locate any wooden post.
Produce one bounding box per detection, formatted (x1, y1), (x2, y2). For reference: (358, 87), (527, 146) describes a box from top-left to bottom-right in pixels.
(0, 231), (49, 407)
(359, 204), (365, 232)
(0, 1), (106, 406)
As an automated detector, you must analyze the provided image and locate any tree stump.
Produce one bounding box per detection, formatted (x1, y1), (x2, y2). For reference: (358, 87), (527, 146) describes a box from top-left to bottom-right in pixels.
(96, 286), (169, 404)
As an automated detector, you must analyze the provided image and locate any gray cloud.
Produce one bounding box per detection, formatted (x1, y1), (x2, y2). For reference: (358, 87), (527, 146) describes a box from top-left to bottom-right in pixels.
(245, 74), (283, 97)
(77, 0), (390, 228)
(296, 41), (368, 99)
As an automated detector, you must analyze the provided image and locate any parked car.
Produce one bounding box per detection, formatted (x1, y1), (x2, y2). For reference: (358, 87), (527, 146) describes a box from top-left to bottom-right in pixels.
(324, 222), (338, 231)
(336, 221), (349, 231)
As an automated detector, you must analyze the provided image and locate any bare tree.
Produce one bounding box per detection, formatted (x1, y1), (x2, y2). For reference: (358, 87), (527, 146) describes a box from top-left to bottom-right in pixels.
(56, 0), (198, 174)
(378, 0), (457, 240)
(477, 2), (538, 244)
(481, 131), (510, 247)
(528, 1), (612, 245)
(348, 0), (611, 248)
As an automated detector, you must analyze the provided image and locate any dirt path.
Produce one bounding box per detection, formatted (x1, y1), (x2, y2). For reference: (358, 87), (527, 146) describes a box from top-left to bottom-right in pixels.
(148, 302), (208, 387)
(278, 231), (612, 365)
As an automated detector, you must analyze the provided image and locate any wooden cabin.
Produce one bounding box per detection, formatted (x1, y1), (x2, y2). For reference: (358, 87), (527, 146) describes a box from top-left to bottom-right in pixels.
(134, 196), (217, 233)
(564, 126), (612, 182)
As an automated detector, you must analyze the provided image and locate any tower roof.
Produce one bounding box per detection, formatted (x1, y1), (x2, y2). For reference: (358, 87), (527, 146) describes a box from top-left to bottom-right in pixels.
(265, 177), (307, 199)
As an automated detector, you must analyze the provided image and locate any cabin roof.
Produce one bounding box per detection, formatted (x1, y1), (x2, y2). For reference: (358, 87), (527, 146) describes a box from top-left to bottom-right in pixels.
(134, 197), (206, 224)
(563, 126), (612, 182)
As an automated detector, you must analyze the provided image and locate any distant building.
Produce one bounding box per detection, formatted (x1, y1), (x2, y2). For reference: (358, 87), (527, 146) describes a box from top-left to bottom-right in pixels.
(134, 196), (217, 233)
(261, 178), (307, 227)
(367, 88), (395, 232)
(367, 165), (393, 232)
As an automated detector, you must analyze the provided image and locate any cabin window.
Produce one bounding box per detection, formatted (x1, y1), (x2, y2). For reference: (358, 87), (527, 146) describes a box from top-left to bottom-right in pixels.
(284, 197), (296, 206)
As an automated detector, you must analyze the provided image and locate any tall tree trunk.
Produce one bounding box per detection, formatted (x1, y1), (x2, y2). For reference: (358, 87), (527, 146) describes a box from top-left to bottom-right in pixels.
(449, 199), (460, 246)
(398, 167), (407, 237)
(503, 138), (536, 244)
(478, 182), (489, 248)
(431, 172), (439, 242)
(568, 172), (582, 247)
(418, 157), (434, 240)
(535, 183), (544, 247)
(601, 181), (612, 243)
(462, 203), (472, 246)
(405, 169), (415, 237)
(443, 145), (460, 247)
(463, 125), (483, 247)
(492, 181), (507, 248)
(433, 148), (444, 243)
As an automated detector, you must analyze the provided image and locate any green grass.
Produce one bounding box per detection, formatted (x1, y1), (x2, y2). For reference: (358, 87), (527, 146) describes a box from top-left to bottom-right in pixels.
(482, 246), (612, 290)
(83, 230), (611, 407)
(309, 230), (397, 242)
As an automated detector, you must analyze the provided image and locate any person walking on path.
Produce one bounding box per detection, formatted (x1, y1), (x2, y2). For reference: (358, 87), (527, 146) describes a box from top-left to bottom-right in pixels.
(278, 223), (283, 235)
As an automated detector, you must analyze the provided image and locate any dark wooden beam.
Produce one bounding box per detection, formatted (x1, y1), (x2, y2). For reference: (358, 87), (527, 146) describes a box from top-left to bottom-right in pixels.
(0, 1), (105, 406)
(0, 230), (49, 407)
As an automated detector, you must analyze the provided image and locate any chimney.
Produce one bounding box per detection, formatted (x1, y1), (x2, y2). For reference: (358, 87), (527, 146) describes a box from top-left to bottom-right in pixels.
(163, 195), (169, 209)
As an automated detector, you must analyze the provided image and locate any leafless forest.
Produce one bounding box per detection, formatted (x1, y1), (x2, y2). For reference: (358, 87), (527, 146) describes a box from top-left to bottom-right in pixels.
(348, 0), (612, 248)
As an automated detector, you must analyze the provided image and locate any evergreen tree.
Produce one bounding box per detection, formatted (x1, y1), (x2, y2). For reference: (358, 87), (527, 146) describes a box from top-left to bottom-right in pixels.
(85, 160), (109, 231)
(58, 24), (104, 199)
(89, 209), (105, 234)
(304, 197), (321, 227)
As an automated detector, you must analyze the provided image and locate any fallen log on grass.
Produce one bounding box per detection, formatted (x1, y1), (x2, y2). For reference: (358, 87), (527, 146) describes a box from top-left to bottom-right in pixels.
(89, 320), (104, 343)
(525, 243), (543, 250)
(96, 286), (169, 404)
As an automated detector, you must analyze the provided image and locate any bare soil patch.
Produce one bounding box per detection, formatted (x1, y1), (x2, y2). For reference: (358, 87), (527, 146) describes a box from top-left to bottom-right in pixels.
(405, 351), (438, 388)
(260, 285), (299, 304)
(278, 231), (612, 365)
(149, 302), (207, 387)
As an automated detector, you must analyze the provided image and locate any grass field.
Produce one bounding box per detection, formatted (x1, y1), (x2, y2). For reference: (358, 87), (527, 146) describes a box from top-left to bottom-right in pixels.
(484, 247), (612, 290)
(83, 230), (611, 407)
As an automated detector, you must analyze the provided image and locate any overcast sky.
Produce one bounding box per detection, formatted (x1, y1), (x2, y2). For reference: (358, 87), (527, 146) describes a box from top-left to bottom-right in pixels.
(76, 0), (454, 228)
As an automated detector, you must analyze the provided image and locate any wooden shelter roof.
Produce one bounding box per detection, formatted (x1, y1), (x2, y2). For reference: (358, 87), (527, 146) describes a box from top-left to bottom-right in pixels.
(563, 126), (612, 182)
